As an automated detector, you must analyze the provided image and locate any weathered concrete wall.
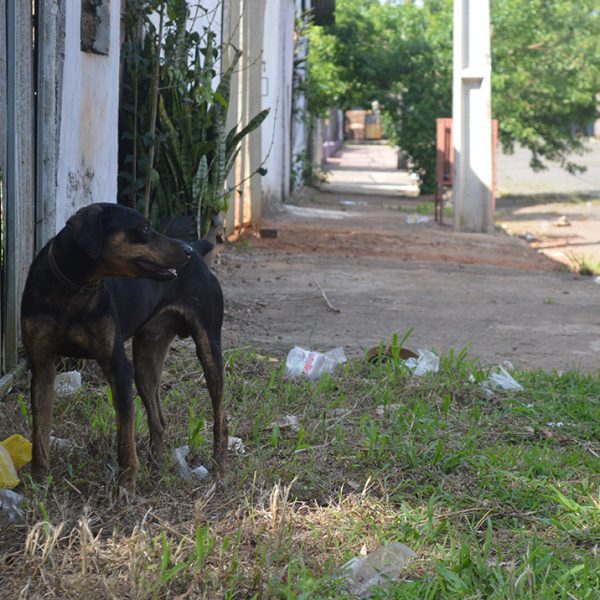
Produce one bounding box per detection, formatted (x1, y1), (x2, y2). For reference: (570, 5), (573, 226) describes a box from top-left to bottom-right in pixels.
(54, 0), (122, 231)
(261, 0), (295, 213)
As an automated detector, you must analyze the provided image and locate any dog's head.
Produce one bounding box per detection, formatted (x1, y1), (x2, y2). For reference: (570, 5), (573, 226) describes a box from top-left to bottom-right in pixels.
(67, 203), (192, 281)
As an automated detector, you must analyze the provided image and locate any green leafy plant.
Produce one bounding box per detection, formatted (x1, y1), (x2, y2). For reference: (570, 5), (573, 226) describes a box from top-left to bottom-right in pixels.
(119, 0), (269, 238)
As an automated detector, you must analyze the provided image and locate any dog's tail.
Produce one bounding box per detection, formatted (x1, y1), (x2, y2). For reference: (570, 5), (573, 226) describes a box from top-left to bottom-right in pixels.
(193, 239), (214, 257)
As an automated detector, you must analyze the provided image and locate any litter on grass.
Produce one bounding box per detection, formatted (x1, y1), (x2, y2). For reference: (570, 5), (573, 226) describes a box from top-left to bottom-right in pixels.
(0, 489), (26, 527)
(228, 436), (246, 455)
(342, 542), (416, 597)
(284, 346), (346, 381)
(0, 434), (32, 489)
(172, 446), (209, 482)
(482, 365), (523, 395)
(54, 370), (82, 397)
(405, 214), (430, 225)
(404, 350), (439, 376)
(268, 415), (301, 432)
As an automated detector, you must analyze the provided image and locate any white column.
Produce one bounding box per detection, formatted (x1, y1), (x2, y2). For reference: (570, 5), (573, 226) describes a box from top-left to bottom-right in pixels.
(452, 0), (493, 233)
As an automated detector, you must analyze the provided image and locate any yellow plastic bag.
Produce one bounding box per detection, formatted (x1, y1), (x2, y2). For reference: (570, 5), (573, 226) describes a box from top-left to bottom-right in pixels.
(0, 445), (19, 489)
(0, 434), (32, 471)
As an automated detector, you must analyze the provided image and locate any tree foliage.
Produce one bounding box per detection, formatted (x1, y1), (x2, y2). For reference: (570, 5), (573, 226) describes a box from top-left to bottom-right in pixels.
(307, 0), (600, 193)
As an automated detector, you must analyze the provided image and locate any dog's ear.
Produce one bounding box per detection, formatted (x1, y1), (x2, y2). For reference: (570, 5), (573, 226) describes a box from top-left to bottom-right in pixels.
(66, 204), (105, 259)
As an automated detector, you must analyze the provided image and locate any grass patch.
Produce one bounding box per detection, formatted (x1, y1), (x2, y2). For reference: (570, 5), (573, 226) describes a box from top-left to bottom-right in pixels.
(1, 343), (598, 597)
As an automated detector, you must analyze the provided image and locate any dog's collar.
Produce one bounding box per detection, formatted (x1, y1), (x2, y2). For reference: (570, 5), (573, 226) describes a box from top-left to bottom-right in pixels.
(48, 241), (105, 293)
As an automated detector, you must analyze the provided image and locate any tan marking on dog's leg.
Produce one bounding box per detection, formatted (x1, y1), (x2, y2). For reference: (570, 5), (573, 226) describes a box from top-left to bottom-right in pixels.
(30, 360), (57, 483)
(193, 328), (227, 477)
(98, 350), (139, 494)
(133, 329), (174, 466)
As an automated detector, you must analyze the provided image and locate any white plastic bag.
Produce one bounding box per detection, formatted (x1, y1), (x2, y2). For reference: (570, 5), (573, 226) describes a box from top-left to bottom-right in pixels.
(172, 446), (209, 481)
(404, 350), (439, 376)
(284, 346), (346, 380)
(482, 365), (523, 393)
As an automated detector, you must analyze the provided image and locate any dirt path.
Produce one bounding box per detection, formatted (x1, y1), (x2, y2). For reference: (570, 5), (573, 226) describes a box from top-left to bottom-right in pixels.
(218, 144), (600, 372)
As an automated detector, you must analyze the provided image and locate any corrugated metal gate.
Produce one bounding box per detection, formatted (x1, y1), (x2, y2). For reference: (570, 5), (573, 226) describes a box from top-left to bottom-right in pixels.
(1, 0), (36, 377)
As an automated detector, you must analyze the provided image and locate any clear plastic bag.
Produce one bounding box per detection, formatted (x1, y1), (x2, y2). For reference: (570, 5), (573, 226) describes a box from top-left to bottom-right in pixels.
(0, 489), (25, 527)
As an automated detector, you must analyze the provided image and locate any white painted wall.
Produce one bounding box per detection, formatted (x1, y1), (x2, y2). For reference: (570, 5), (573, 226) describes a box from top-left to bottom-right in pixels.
(54, 0), (122, 232)
(261, 0), (295, 211)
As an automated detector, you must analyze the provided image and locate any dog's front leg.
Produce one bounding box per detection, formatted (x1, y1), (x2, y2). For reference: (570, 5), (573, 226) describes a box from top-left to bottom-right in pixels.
(30, 359), (57, 484)
(98, 349), (138, 494)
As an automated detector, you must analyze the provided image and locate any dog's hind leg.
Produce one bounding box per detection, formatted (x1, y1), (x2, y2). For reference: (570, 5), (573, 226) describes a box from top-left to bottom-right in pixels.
(29, 359), (57, 483)
(132, 326), (175, 466)
(191, 325), (228, 477)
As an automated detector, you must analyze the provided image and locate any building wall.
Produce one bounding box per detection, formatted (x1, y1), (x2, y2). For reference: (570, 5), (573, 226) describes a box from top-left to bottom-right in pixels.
(261, 0), (296, 212)
(53, 0), (122, 232)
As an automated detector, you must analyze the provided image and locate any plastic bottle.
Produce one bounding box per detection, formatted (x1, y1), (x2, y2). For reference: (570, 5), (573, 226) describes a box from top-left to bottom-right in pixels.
(284, 346), (345, 381)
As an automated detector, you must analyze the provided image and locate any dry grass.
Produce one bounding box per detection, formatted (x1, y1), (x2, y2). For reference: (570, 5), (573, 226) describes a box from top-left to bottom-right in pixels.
(1, 344), (599, 597)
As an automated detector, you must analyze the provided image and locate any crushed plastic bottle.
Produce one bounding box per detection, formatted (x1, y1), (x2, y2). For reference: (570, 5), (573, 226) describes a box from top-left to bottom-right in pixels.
(342, 542), (416, 597)
(284, 346), (346, 381)
(0, 489), (25, 527)
(55, 370), (82, 397)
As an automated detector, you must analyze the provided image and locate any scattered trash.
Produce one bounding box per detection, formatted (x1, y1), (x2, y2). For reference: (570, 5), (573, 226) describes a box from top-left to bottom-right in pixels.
(269, 415), (301, 432)
(1, 434), (32, 471)
(49, 436), (76, 452)
(375, 403), (403, 417)
(284, 346), (346, 381)
(482, 365), (523, 394)
(228, 436), (246, 455)
(481, 365), (523, 397)
(546, 421), (565, 428)
(342, 542), (416, 597)
(553, 216), (571, 227)
(594, 276), (600, 285)
(0, 434), (32, 489)
(521, 233), (537, 242)
(0, 489), (26, 527)
(340, 199), (368, 207)
(0, 446), (19, 489)
(172, 446), (209, 482)
(366, 344), (418, 364)
(405, 350), (439, 376)
(326, 408), (351, 418)
(405, 214), (430, 225)
(54, 370), (82, 397)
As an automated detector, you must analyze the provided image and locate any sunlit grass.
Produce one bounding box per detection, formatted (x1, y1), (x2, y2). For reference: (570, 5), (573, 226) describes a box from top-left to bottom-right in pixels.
(0, 340), (598, 597)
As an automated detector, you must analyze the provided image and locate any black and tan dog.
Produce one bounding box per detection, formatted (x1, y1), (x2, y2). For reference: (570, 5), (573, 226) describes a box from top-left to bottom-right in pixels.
(21, 203), (227, 492)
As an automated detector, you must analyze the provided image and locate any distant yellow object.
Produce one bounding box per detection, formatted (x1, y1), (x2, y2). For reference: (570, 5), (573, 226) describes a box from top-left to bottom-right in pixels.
(1, 434), (32, 470)
(0, 446), (19, 489)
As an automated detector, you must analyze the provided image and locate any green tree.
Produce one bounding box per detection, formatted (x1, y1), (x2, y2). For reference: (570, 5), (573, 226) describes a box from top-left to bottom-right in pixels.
(492, 0), (600, 174)
(307, 0), (600, 194)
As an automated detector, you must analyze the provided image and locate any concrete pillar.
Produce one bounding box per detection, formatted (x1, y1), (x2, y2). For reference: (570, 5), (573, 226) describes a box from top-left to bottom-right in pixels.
(452, 0), (493, 233)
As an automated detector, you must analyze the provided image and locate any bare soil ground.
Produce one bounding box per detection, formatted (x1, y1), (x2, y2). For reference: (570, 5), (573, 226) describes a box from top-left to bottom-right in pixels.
(217, 188), (600, 373)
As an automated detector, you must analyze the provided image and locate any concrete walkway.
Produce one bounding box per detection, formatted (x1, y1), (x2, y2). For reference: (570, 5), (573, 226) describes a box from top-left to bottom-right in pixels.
(219, 139), (600, 372)
(319, 142), (420, 197)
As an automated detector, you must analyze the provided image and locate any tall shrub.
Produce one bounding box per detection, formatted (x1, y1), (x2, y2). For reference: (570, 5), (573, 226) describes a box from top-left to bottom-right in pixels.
(119, 0), (269, 238)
